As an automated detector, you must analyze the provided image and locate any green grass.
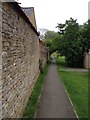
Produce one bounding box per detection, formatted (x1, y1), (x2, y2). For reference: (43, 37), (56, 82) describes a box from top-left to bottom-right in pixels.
(57, 56), (66, 68)
(57, 56), (88, 119)
(23, 64), (49, 118)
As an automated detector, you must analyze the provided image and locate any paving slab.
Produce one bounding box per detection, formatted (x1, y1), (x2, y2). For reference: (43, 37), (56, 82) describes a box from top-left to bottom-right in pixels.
(36, 59), (77, 118)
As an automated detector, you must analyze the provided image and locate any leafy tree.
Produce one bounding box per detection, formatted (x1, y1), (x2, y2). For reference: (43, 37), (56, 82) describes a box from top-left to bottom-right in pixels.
(45, 30), (61, 54)
(57, 18), (90, 68)
(45, 30), (57, 40)
(44, 18), (90, 68)
(81, 20), (90, 52)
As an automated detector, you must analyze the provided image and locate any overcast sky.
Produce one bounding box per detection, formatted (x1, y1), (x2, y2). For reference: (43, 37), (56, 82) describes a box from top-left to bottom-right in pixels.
(18, 0), (89, 31)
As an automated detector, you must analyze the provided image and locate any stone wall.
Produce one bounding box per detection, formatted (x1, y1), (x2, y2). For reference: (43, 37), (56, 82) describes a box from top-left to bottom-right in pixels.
(84, 50), (90, 69)
(2, 2), (40, 118)
(39, 40), (49, 69)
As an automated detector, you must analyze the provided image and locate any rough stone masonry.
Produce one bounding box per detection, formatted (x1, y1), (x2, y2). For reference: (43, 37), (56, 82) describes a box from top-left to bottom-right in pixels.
(1, 2), (42, 118)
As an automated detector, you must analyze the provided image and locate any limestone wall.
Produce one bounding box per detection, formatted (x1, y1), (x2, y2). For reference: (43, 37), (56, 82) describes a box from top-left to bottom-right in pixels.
(84, 51), (90, 69)
(2, 2), (40, 118)
(39, 40), (49, 69)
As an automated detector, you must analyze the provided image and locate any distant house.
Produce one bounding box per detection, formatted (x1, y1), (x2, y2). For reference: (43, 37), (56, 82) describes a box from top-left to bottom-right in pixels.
(22, 7), (37, 30)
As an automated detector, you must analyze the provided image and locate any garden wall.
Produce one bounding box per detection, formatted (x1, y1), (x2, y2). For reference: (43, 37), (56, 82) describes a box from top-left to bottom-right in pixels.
(39, 40), (49, 69)
(2, 2), (40, 118)
(84, 50), (90, 69)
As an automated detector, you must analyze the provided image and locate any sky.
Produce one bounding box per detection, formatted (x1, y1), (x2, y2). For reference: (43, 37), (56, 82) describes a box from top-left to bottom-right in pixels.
(18, 0), (89, 31)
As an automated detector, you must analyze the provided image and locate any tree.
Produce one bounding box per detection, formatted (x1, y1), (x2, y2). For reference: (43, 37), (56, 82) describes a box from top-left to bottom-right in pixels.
(45, 30), (61, 54)
(44, 18), (90, 68)
(57, 18), (90, 68)
(45, 30), (57, 40)
(81, 20), (90, 52)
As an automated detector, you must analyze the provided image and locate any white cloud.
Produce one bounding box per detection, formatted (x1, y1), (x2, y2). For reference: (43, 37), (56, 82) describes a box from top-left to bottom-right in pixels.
(18, 0), (89, 31)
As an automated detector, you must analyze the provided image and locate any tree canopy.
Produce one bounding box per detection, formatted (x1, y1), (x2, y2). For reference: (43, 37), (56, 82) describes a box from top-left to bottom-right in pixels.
(45, 18), (90, 68)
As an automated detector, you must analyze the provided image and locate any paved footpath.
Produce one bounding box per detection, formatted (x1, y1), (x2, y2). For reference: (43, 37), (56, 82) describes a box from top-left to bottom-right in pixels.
(36, 59), (77, 118)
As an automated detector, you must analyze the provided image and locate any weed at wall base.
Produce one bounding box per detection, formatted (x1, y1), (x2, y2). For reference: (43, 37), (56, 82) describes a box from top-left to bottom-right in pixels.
(23, 64), (49, 118)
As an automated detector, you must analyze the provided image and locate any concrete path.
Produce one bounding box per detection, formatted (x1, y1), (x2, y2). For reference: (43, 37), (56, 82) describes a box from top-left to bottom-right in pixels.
(36, 59), (77, 118)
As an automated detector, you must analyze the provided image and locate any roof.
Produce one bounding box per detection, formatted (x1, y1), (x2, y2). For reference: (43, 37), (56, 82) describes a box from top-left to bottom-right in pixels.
(22, 7), (37, 30)
(22, 7), (33, 17)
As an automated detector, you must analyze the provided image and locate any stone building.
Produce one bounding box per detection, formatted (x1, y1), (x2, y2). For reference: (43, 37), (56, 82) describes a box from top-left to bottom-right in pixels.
(1, 1), (48, 118)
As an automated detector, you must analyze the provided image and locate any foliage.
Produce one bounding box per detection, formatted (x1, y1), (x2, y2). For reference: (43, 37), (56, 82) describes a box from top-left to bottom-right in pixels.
(45, 30), (61, 54)
(56, 18), (90, 68)
(44, 18), (90, 68)
(81, 20), (90, 52)
(45, 30), (57, 39)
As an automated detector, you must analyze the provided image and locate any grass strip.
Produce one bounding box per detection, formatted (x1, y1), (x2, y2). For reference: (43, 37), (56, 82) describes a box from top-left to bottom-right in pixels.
(23, 64), (49, 118)
(56, 57), (88, 119)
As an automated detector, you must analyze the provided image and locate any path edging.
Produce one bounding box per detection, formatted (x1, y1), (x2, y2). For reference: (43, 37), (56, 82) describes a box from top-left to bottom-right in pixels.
(57, 65), (79, 119)
(61, 82), (79, 120)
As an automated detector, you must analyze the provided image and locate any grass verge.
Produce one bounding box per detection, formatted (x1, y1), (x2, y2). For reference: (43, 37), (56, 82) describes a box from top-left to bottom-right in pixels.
(23, 64), (49, 118)
(57, 56), (88, 119)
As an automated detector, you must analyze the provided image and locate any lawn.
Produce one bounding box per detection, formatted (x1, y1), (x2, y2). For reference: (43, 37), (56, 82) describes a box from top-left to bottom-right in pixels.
(23, 64), (49, 118)
(57, 56), (88, 119)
